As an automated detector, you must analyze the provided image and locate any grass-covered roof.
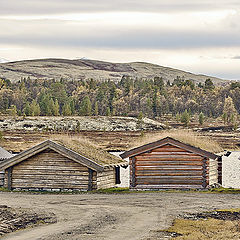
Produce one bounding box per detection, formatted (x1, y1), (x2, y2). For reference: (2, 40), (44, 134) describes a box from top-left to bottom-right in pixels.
(131, 130), (223, 154)
(48, 135), (126, 166)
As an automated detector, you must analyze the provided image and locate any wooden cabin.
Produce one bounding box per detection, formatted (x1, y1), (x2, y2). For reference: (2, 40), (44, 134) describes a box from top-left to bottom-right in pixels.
(0, 140), (127, 191)
(120, 137), (219, 190)
(0, 146), (13, 187)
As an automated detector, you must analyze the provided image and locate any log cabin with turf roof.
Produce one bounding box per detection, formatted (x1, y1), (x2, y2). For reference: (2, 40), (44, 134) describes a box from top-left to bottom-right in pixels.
(0, 138), (127, 191)
(120, 137), (219, 190)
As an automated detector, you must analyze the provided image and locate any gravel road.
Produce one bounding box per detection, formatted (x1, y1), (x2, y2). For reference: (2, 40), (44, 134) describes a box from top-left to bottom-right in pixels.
(0, 192), (239, 240)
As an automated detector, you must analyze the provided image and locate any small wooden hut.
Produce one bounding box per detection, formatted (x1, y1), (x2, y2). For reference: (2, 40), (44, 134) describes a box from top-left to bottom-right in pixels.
(120, 137), (218, 190)
(0, 146), (13, 187)
(0, 140), (127, 191)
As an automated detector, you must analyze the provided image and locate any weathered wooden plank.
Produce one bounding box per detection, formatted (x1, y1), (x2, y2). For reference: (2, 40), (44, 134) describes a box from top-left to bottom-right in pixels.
(202, 158), (207, 188)
(12, 175), (89, 181)
(12, 184), (89, 189)
(12, 170), (89, 175)
(0, 171), (4, 187)
(136, 179), (203, 184)
(135, 156), (204, 160)
(96, 168), (115, 190)
(135, 162), (203, 166)
(135, 172), (203, 176)
(136, 166), (203, 170)
(88, 168), (93, 191)
(141, 151), (204, 156)
(136, 176), (203, 180)
(7, 167), (12, 190)
(151, 147), (189, 152)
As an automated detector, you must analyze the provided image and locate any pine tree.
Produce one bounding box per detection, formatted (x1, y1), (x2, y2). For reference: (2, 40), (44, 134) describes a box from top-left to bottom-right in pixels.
(199, 112), (204, 125)
(31, 100), (40, 116)
(106, 107), (111, 116)
(176, 112), (181, 122)
(52, 99), (59, 116)
(181, 110), (190, 127)
(24, 102), (32, 116)
(49, 98), (55, 116)
(154, 76), (164, 90)
(9, 105), (17, 117)
(80, 96), (92, 116)
(222, 112), (227, 125)
(62, 102), (72, 116)
(94, 101), (99, 116)
(69, 99), (75, 115)
(137, 111), (144, 129)
(223, 96), (237, 124)
(204, 78), (214, 90)
(39, 93), (52, 116)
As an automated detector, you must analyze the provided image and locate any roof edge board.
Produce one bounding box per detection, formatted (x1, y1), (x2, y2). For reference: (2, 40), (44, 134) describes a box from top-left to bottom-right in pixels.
(120, 137), (218, 160)
(0, 140), (105, 172)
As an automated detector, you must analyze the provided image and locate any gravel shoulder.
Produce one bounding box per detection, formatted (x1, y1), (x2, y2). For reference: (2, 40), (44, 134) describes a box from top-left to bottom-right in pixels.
(0, 192), (239, 240)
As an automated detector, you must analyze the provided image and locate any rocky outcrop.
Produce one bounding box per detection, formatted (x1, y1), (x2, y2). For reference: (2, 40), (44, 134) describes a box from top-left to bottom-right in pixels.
(0, 116), (165, 132)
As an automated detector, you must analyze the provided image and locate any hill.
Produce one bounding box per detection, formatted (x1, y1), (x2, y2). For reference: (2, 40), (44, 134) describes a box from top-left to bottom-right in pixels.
(0, 58), (228, 85)
(0, 58), (8, 63)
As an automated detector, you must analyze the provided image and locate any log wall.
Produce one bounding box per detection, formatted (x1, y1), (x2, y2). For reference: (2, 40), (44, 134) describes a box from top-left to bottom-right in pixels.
(0, 171), (4, 187)
(4, 149), (96, 191)
(130, 144), (218, 189)
(96, 167), (116, 189)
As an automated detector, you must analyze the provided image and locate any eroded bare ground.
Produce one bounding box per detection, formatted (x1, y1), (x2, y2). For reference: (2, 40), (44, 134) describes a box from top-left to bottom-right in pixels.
(0, 192), (240, 240)
(0, 205), (56, 236)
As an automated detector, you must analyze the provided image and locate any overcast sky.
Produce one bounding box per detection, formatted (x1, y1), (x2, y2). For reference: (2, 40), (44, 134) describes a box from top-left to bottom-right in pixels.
(0, 0), (240, 79)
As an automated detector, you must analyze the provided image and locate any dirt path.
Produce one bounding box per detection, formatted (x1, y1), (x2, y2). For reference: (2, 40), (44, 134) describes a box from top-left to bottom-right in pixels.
(0, 192), (239, 240)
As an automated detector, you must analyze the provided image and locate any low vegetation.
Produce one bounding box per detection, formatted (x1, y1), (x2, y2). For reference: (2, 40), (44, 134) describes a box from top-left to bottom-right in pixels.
(165, 209), (240, 240)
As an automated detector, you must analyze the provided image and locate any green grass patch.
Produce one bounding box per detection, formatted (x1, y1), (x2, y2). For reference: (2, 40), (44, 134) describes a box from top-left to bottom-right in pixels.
(0, 187), (240, 195)
(209, 187), (240, 194)
(93, 187), (130, 194)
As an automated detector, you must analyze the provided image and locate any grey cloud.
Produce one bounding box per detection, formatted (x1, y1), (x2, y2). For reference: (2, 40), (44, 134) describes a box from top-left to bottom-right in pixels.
(0, 0), (239, 15)
(1, 21), (240, 50)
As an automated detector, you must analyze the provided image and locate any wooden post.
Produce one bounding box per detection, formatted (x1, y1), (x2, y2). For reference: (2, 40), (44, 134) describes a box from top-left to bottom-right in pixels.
(218, 156), (222, 185)
(131, 157), (136, 188)
(202, 158), (207, 188)
(7, 167), (12, 190)
(88, 168), (93, 191)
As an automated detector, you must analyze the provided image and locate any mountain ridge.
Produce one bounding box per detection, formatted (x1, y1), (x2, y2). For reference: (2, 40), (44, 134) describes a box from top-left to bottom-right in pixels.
(0, 58), (228, 85)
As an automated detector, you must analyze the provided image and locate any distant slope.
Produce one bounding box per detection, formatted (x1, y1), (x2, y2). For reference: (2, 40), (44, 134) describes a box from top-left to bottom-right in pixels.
(0, 58), (228, 85)
(0, 58), (9, 63)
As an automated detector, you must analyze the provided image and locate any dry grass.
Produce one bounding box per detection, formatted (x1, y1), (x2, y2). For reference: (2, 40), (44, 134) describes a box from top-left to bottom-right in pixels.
(132, 129), (223, 153)
(48, 134), (126, 166)
(167, 218), (240, 240)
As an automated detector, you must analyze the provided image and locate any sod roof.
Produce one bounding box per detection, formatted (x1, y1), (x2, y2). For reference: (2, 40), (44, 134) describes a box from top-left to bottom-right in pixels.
(50, 136), (126, 167)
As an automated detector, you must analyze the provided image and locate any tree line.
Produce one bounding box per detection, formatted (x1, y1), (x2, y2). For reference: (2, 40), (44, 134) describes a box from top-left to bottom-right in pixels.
(0, 76), (239, 124)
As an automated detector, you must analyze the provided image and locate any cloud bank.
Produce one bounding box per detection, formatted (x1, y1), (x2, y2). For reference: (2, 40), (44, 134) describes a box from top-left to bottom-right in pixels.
(0, 0), (240, 79)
